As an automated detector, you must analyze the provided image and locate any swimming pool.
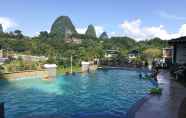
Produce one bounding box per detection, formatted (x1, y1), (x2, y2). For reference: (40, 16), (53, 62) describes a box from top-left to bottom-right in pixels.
(0, 69), (153, 118)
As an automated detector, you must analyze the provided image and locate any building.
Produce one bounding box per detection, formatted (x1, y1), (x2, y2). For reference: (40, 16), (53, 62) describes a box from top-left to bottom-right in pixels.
(168, 36), (186, 64)
(104, 49), (119, 59)
(64, 36), (82, 44)
(64, 32), (82, 44)
(128, 50), (141, 60)
(0, 47), (8, 65)
(162, 48), (173, 64)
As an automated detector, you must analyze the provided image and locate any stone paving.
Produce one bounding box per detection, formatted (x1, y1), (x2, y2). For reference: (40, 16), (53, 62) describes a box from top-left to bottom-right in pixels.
(135, 70), (186, 118)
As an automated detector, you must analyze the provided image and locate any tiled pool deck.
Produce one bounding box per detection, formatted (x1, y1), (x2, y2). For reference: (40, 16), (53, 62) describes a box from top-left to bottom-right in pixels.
(134, 70), (186, 118)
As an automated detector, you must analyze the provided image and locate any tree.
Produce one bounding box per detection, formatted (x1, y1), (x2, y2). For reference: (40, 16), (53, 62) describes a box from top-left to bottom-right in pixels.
(143, 48), (162, 64)
(39, 31), (48, 40)
(14, 30), (23, 39)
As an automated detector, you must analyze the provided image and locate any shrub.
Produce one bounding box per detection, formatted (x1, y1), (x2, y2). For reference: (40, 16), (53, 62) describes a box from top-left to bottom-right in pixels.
(149, 87), (162, 95)
(0, 66), (5, 79)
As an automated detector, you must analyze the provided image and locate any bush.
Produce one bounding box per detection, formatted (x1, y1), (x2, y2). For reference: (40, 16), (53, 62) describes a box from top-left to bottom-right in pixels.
(0, 66), (6, 79)
(149, 87), (162, 95)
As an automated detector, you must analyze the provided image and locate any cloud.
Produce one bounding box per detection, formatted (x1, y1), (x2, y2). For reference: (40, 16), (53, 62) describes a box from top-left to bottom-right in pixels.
(120, 19), (186, 41)
(0, 17), (17, 31)
(159, 11), (186, 20)
(77, 25), (104, 36)
(76, 27), (87, 34)
(95, 26), (104, 36)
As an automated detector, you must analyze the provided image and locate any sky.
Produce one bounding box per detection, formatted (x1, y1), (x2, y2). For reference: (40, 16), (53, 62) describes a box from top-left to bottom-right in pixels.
(0, 0), (186, 40)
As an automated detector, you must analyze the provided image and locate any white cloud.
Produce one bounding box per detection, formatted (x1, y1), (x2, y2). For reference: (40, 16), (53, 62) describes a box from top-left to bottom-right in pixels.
(120, 19), (186, 41)
(76, 27), (87, 34)
(159, 11), (186, 20)
(95, 26), (104, 36)
(178, 24), (186, 35)
(0, 17), (17, 31)
(77, 25), (104, 36)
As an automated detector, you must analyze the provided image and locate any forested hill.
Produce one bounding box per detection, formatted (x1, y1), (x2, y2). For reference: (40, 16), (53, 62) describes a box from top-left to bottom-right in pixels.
(50, 16), (77, 37)
(0, 16), (168, 66)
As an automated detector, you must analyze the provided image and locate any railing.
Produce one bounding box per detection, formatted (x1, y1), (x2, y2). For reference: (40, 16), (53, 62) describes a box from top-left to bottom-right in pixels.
(0, 102), (4, 118)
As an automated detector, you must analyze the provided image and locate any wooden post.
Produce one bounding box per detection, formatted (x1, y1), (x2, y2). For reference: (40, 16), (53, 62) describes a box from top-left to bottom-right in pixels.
(0, 102), (4, 118)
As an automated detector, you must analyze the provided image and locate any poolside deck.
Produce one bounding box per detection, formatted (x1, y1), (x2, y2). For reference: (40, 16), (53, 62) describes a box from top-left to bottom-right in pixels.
(134, 70), (186, 118)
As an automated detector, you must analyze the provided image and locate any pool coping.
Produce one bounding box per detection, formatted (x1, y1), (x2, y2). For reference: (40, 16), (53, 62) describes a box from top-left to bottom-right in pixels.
(126, 94), (153, 118)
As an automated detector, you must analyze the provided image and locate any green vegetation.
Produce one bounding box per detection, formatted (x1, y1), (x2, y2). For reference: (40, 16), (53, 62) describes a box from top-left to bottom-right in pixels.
(143, 48), (162, 64)
(142, 76), (151, 80)
(0, 66), (6, 79)
(0, 16), (168, 74)
(57, 66), (81, 74)
(149, 87), (162, 95)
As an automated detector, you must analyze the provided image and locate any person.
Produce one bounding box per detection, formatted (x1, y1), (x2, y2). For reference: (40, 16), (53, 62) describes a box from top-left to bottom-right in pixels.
(154, 67), (159, 82)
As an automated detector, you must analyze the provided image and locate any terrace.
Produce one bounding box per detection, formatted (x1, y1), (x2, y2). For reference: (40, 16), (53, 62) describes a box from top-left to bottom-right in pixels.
(131, 70), (186, 118)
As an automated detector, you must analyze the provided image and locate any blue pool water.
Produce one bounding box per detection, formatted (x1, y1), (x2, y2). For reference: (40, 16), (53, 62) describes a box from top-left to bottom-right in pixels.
(0, 69), (153, 118)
